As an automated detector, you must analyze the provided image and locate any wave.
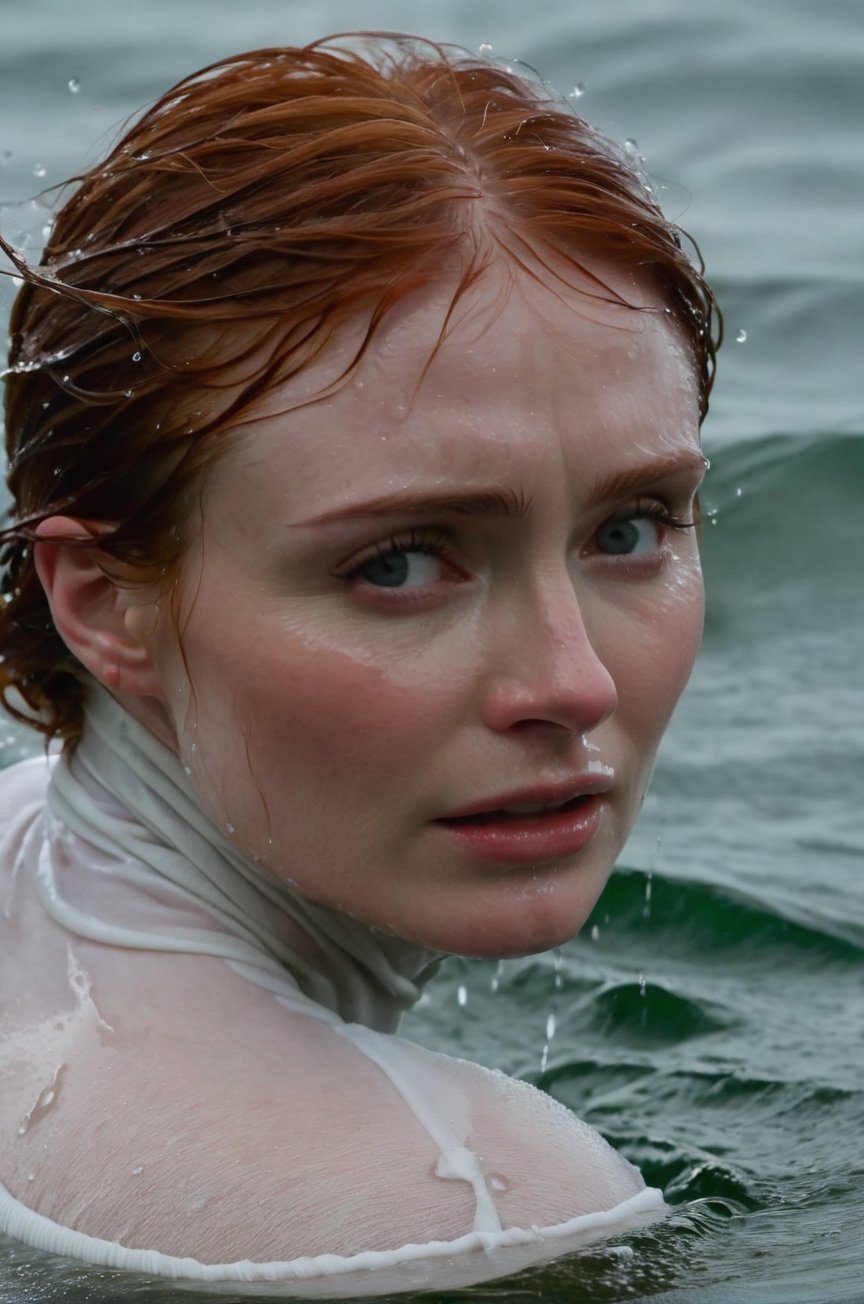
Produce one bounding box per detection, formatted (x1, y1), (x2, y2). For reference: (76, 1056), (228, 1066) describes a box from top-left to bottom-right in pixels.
(585, 867), (864, 964)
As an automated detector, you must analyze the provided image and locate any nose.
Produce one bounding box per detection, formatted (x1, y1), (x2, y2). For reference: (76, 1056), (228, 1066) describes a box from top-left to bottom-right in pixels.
(481, 582), (618, 737)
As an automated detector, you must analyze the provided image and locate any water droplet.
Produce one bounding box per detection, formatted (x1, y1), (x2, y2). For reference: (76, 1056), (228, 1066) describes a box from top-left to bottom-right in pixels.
(489, 1173), (510, 1192)
(457, 984), (467, 1007)
(638, 972), (647, 997)
(643, 871), (653, 920)
(67, 78), (80, 94)
(568, 83), (586, 100)
(190, 741), (198, 753)
(26, 1172), (35, 1182)
(124, 389), (134, 398)
(131, 351), (142, 362)
(226, 822), (236, 835)
(32, 162), (46, 179)
(735, 486), (744, 498)
(131, 1164), (144, 1176)
(736, 328), (748, 343)
(545, 1011), (557, 1040)
(590, 924), (600, 942)
(478, 42), (494, 55)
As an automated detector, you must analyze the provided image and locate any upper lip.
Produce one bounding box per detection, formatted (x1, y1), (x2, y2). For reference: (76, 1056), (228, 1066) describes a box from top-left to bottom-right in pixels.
(438, 773), (614, 821)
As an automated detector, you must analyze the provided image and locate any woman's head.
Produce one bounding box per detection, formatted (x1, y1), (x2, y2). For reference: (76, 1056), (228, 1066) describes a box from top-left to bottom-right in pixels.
(0, 33), (718, 746)
(99, 256), (705, 957)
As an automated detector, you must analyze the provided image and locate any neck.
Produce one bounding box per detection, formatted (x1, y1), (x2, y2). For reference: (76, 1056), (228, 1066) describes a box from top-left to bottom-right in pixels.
(44, 684), (442, 1032)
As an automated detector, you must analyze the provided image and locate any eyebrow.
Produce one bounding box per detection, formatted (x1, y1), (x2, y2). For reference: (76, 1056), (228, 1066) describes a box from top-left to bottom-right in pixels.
(589, 451), (709, 503)
(294, 451), (708, 528)
(296, 487), (532, 526)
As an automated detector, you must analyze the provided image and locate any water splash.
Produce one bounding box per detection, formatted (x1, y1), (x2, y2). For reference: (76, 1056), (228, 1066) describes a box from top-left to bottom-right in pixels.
(539, 949), (563, 1072)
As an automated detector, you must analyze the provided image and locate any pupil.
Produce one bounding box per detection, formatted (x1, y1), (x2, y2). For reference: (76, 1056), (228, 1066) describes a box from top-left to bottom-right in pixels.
(598, 520), (639, 555)
(360, 551), (409, 587)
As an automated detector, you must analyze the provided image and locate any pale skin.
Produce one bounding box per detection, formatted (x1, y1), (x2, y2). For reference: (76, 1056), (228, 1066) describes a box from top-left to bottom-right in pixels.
(7, 251), (707, 1262)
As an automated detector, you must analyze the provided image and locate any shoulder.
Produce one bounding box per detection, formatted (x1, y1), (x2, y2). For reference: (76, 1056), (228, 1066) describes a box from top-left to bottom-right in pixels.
(0, 754), (52, 822)
(2, 947), (647, 1272)
(0, 755), (52, 888)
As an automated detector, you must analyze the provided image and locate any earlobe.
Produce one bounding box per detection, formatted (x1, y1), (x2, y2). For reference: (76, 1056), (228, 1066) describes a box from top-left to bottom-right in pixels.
(33, 516), (163, 700)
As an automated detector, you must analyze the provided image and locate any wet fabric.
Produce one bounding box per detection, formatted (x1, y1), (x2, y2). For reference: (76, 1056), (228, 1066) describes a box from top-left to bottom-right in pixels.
(0, 688), (664, 1295)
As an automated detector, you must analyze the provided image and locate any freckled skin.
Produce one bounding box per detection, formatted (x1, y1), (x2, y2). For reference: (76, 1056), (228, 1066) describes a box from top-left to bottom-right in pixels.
(127, 257), (705, 959)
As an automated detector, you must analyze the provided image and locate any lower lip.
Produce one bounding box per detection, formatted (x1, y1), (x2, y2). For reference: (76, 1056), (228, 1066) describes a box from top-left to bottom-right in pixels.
(436, 795), (605, 865)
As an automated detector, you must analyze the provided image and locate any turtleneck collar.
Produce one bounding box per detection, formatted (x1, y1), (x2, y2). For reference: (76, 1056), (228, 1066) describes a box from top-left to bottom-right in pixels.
(42, 684), (443, 1032)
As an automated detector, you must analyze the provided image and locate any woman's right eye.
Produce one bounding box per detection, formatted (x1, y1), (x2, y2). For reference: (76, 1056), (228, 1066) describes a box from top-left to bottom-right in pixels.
(335, 529), (470, 595)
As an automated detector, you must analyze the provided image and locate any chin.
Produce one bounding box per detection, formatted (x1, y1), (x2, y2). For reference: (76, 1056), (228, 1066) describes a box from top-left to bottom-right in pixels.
(431, 894), (598, 961)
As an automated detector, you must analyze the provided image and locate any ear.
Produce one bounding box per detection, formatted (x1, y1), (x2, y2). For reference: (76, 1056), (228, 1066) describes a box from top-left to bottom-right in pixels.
(33, 516), (164, 699)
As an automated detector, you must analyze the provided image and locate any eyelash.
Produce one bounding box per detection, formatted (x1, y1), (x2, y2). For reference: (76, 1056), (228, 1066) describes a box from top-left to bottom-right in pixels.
(334, 499), (697, 589)
(606, 498), (698, 537)
(333, 528), (461, 581)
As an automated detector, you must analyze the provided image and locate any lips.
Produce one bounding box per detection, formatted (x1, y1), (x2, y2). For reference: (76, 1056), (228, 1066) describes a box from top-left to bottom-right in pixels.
(445, 793), (590, 824)
(436, 777), (611, 865)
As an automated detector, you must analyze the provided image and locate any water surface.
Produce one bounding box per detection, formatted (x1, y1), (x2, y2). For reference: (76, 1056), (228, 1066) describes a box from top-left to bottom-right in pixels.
(1, 2), (862, 1301)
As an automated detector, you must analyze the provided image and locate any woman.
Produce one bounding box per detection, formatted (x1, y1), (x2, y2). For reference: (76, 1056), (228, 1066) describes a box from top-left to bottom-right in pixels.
(0, 34), (719, 1295)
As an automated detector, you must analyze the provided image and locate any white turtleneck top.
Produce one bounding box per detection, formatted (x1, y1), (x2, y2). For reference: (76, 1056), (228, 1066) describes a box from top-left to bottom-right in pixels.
(0, 689), (664, 1296)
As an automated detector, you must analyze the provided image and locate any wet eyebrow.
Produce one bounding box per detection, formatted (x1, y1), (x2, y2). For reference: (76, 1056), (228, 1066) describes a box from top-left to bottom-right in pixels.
(589, 451), (709, 502)
(292, 453), (706, 528)
(296, 487), (532, 526)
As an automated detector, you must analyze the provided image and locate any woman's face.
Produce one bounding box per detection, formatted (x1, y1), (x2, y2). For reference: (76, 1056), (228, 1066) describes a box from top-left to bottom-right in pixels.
(135, 258), (705, 958)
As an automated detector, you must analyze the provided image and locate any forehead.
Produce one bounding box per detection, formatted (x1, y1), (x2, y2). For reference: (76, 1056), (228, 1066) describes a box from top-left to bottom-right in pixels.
(203, 256), (699, 512)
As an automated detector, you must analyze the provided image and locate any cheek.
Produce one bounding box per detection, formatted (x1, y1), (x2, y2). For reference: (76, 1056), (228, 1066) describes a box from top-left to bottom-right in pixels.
(607, 568), (704, 741)
(189, 626), (468, 783)
(644, 573), (704, 723)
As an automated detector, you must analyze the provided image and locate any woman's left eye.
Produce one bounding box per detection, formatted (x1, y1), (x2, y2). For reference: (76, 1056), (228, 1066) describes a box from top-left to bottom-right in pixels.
(594, 507), (694, 558)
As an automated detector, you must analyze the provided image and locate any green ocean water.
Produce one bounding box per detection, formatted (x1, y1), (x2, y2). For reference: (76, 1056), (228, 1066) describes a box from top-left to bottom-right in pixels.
(1, 1), (862, 1301)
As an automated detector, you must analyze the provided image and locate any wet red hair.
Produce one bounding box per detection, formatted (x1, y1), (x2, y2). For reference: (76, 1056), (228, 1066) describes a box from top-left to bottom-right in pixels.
(0, 33), (720, 743)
